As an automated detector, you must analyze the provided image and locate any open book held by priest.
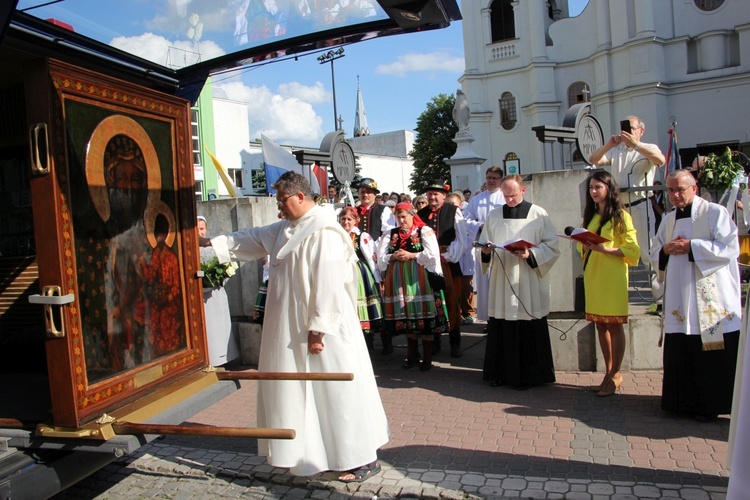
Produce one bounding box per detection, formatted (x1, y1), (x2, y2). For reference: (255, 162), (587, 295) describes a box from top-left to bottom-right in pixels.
(474, 238), (536, 252)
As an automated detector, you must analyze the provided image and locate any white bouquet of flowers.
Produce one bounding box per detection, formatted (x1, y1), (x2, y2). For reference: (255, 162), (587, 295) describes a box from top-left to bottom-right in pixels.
(201, 256), (238, 289)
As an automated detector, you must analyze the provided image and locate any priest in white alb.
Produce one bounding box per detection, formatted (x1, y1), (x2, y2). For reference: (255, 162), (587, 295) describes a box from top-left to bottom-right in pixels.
(650, 169), (741, 421)
(200, 171), (389, 482)
(479, 174), (560, 389)
(463, 165), (506, 321)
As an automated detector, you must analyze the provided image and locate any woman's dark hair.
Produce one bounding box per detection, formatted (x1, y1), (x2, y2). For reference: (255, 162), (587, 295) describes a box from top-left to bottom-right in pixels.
(582, 170), (626, 233)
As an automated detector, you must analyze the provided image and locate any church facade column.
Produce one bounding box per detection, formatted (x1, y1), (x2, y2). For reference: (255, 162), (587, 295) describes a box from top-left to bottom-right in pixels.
(596, 0), (612, 49)
(526, 0), (548, 61)
(634, 0), (655, 37)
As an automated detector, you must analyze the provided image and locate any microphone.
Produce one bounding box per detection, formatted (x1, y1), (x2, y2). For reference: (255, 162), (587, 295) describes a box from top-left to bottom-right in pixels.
(564, 226), (576, 236)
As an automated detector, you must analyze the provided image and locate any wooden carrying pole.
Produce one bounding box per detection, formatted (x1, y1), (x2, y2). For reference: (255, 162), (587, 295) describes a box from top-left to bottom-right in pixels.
(217, 371), (353, 381)
(112, 422), (295, 439)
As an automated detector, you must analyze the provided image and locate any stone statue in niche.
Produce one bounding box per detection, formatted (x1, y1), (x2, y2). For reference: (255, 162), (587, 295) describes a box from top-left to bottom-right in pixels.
(452, 89), (470, 133)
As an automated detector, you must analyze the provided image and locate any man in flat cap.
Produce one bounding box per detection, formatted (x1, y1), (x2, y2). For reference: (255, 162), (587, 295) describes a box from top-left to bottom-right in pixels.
(417, 180), (470, 357)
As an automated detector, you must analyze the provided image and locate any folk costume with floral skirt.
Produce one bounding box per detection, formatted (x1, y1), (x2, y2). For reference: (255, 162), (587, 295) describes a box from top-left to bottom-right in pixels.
(377, 226), (449, 337)
(348, 228), (383, 335)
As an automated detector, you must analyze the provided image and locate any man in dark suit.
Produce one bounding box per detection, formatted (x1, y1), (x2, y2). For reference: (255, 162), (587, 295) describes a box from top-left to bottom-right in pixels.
(417, 180), (469, 357)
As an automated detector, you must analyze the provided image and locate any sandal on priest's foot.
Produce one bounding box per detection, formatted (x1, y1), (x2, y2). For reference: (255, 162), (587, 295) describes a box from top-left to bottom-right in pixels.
(338, 461), (381, 483)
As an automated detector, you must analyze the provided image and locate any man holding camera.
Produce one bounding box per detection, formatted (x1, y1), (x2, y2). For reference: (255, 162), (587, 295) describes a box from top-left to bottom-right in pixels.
(588, 115), (666, 302)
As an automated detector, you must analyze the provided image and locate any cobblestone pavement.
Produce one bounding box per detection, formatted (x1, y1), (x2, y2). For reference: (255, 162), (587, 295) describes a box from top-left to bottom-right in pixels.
(54, 327), (730, 499)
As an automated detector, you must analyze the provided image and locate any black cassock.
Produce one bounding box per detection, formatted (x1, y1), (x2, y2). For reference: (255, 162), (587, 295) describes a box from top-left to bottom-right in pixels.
(482, 201), (556, 389)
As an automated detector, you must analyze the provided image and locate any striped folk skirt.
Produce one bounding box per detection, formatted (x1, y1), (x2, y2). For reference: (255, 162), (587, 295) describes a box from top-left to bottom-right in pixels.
(356, 260), (383, 335)
(382, 260), (449, 336)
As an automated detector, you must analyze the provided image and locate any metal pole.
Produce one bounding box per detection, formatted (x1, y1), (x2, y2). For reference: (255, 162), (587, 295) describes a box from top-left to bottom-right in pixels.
(318, 48), (345, 132)
(331, 59), (338, 131)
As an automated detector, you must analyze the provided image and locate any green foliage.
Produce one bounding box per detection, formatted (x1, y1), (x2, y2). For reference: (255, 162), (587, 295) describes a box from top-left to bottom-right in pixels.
(201, 257), (238, 288)
(252, 162), (267, 193)
(409, 94), (458, 193)
(699, 147), (744, 191)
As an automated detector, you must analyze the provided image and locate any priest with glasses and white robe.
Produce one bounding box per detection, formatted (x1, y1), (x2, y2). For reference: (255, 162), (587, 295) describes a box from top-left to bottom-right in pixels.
(200, 171), (389, 482)
(650, 169), (741, 422)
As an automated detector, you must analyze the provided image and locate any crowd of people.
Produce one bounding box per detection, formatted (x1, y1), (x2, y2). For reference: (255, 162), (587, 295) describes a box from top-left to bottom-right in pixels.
(197, 114), (744, 481)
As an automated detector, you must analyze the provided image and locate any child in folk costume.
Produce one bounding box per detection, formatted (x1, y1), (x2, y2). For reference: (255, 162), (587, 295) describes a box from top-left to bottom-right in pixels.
(338, 207), (383, 349)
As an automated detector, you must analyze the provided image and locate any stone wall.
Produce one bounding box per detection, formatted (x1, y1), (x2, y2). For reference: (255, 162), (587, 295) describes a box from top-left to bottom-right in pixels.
(197, 196), (279, 366)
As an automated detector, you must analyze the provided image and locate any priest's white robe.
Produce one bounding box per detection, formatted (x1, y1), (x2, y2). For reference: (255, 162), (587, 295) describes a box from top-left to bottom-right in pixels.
(728, 293), (750, 498)
(463, 189), (506, 320)
(650, 196), (741, 417)
(649, 197), (741, 336)
(480, 204), (560, 320)
(211, 205), (390, 476)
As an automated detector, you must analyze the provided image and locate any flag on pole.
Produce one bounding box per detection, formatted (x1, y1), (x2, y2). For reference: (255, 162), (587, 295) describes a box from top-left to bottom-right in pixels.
(311, 162), (327, 196)
(665, 127), (681, 176)
(261, 134), (303, 195)
(204, 146), (238, 197)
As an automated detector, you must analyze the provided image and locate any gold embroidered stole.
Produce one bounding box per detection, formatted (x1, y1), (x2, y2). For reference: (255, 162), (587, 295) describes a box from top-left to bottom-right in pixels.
(664, 198), (725, 351)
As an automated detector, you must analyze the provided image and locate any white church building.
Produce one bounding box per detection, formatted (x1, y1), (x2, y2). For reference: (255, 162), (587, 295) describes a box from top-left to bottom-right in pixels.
(458, 0), (750, 191)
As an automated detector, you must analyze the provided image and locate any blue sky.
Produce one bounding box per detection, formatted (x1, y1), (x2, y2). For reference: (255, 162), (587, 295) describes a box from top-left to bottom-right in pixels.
(18, 0), (589, 148)
(211, 21), (467, 146)
(215, 0), (589, 147)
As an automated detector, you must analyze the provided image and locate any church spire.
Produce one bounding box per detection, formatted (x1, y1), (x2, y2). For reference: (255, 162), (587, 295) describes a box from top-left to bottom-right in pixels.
(353, 76), (370, 137)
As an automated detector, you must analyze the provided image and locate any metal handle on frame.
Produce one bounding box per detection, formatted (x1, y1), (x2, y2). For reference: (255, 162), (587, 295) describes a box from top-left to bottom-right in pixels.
(29, 123), (50, 175)
(28, 286), (74, 338)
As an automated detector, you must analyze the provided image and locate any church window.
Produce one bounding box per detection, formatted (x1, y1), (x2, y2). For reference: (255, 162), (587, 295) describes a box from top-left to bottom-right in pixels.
(490, 0), (515, 43)
(694, 0), (724, 11)
(568, 82), (591, 107)
(499, 92), (517, 130)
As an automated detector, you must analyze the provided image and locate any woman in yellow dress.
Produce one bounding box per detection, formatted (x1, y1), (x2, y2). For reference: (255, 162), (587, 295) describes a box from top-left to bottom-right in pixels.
(579, 171), (640, 397)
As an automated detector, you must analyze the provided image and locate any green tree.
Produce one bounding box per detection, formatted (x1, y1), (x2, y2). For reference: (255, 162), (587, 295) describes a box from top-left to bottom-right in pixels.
(409, 93), (458, 193)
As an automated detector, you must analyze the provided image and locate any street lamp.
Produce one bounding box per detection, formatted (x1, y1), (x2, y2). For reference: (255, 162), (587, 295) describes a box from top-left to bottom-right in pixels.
(317, 47), (345, 131)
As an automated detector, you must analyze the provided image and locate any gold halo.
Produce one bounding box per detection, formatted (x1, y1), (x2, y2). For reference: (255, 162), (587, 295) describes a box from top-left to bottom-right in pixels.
(85, 114), (162, 222)
(144, 200), (176, 248)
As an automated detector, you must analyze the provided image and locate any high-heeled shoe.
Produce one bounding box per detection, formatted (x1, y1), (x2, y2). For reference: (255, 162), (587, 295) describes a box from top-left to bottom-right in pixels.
(612, 372), (623, 390)
(596, 375), (620, 397)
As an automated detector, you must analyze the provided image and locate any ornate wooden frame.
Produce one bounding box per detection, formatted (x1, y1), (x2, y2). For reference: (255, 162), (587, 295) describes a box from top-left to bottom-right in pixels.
(26, 59), (206, 428)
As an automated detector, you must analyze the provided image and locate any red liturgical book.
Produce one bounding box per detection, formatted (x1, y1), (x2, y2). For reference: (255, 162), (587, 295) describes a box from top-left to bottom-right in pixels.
(500, 238), (536, 252)
(475, 239), (537, 251)
(557, 228), (609, 245)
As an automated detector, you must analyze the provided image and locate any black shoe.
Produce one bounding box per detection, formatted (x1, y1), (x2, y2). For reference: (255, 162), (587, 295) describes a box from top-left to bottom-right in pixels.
(489, 380), (503, 387)
(419, 361), (432, 371)
(382, 345), (394, 355)
(450, 346), (462, 358)
(403, 359), (417, 370)
(693, 414), (718, 422)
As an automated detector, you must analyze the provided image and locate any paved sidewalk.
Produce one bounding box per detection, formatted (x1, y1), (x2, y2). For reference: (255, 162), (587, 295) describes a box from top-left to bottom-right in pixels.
(55, 325), (731, 499)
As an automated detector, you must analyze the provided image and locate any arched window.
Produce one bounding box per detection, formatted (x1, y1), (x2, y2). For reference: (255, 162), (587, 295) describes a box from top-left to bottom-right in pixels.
(567, 82), (590, 108)
(490, 0), (515, 43)
(694, 0), (724, 11)
(499, 92), (517, 130)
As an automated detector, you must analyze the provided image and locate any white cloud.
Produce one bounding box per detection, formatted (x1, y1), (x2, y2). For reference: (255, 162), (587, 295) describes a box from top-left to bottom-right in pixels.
(110, 33), (225, 68)
(278, 81), (330, 104)
(214, 81), (324, 146)
(375, 52), (464, 77)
